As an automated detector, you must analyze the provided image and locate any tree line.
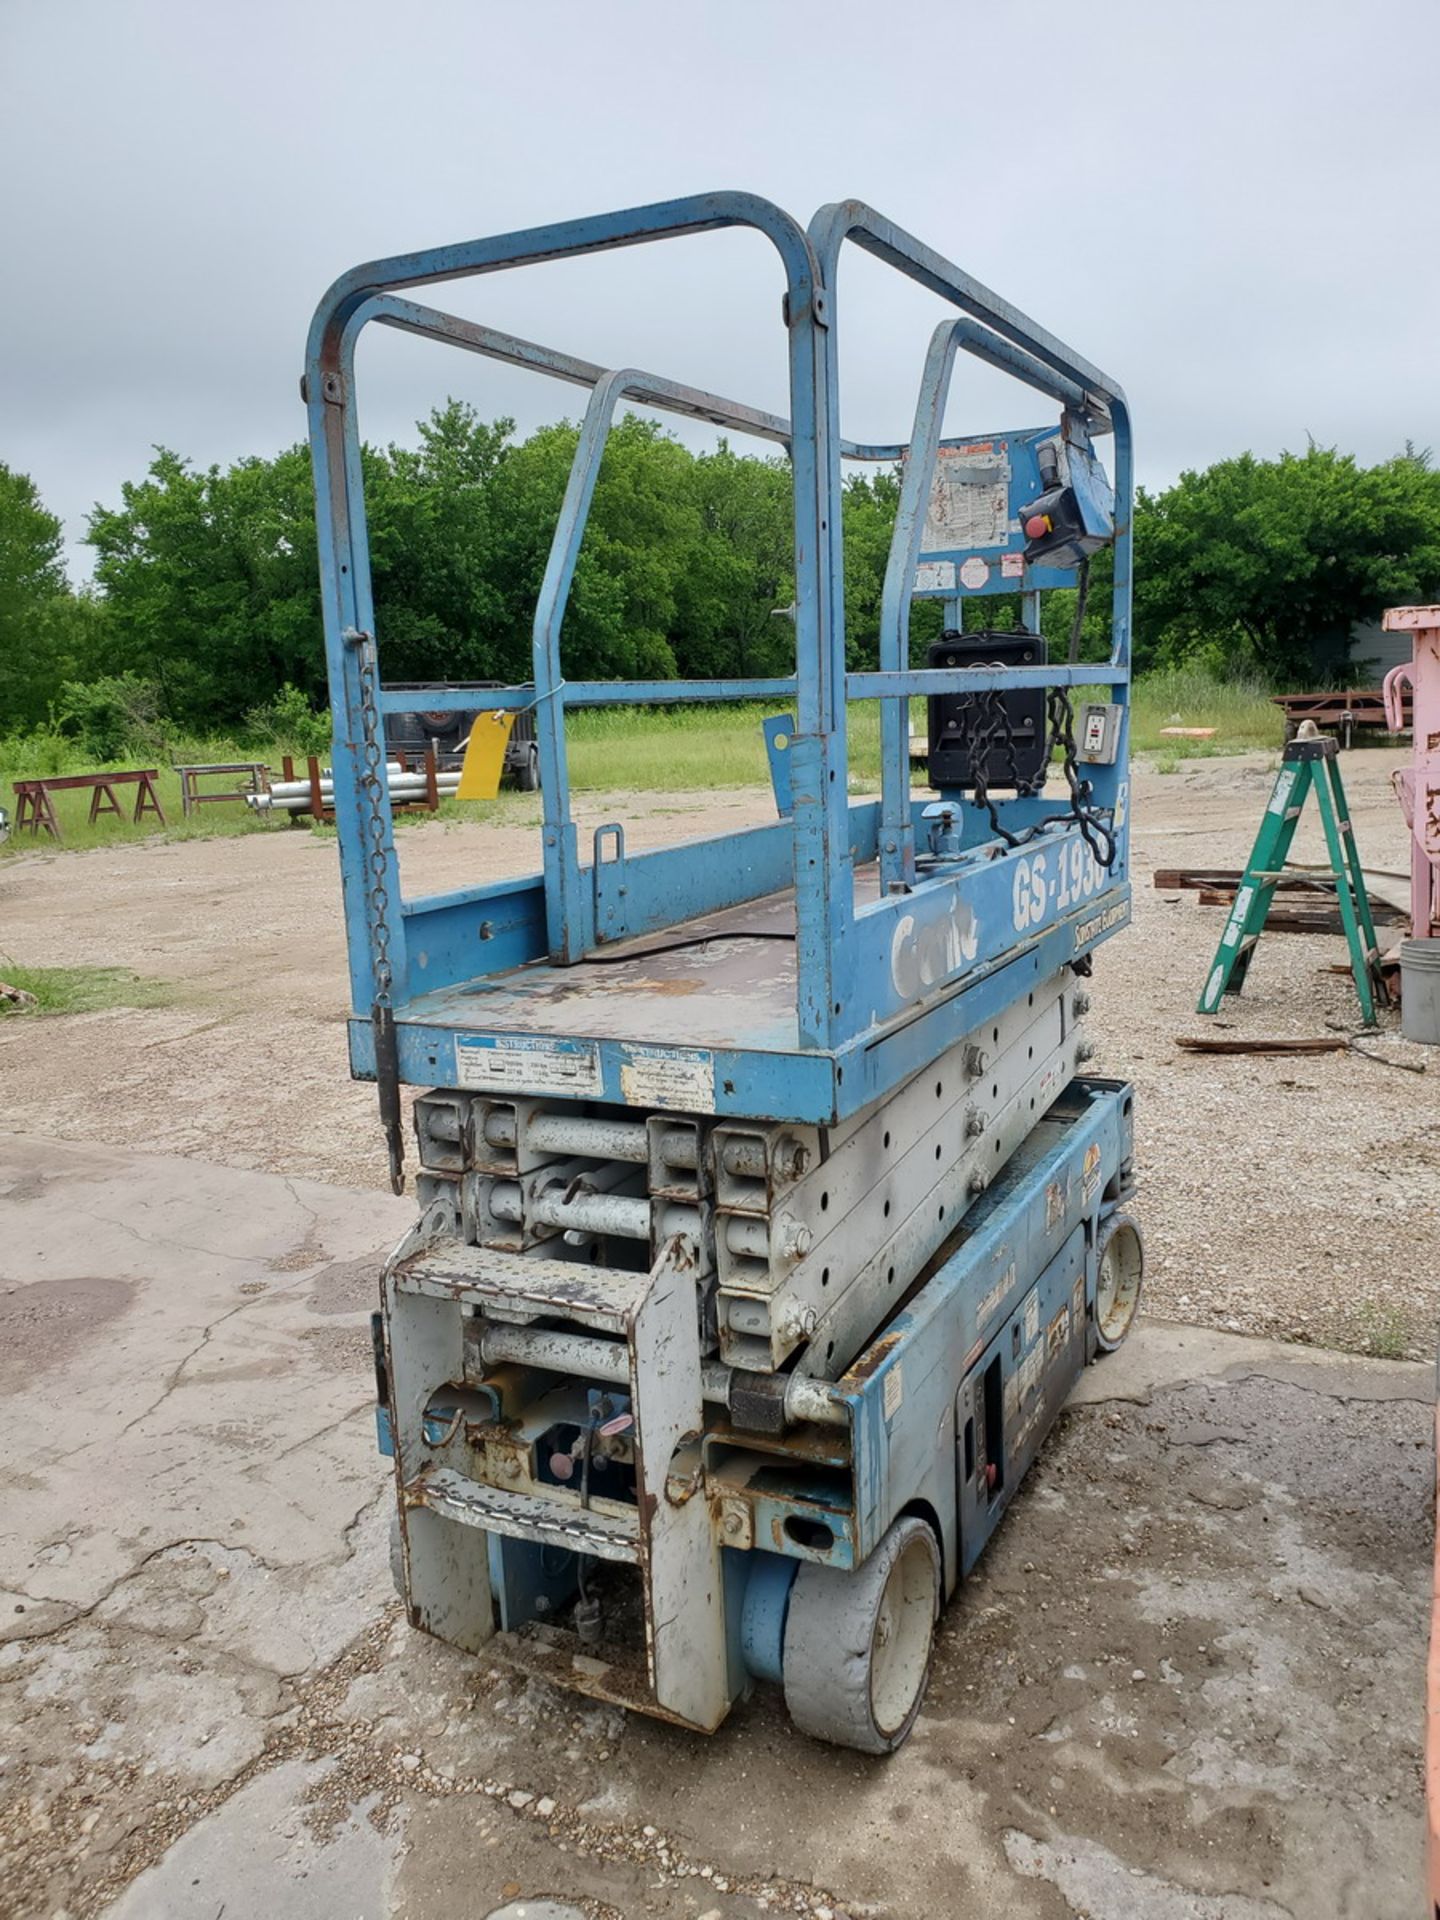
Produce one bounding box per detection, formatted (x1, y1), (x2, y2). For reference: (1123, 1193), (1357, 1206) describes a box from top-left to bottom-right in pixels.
(3, 403), (1439, 747)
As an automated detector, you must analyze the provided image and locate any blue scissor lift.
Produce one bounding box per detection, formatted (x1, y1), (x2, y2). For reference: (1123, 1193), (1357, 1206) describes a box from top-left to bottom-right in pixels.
(308, 193), (1143, 1752)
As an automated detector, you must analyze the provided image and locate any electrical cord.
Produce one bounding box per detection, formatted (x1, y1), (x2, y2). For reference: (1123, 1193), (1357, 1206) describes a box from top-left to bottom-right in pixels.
(1067, 557), (1091, 664)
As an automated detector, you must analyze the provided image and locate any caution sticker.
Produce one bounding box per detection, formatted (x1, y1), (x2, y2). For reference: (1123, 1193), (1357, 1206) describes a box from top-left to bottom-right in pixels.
(618, 1044), (715, 1112)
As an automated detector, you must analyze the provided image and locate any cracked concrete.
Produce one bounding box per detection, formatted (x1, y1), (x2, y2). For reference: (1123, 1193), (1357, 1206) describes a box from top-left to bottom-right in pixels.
(0, 1135), (1430, 1919)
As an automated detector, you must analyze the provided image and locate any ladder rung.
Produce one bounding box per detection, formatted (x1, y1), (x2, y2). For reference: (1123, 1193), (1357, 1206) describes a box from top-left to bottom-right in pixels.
(408, 1465), (641, 1564)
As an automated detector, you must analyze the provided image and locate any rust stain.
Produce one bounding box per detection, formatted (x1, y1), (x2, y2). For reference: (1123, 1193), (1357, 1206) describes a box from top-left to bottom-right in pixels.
(840, 1329), (904, 1387)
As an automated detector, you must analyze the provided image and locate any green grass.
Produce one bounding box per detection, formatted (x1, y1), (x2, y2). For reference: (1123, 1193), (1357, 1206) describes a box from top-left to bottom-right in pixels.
(0, 959), (175, 1018)
(565, 704), (831, 791)
(0, 732), (282, 853)
(1123, 667), (1281, 758)
(0, 670), (1287, 851)
(562, 668), (1284, 790)
(1348, 1300), (1414, 1361)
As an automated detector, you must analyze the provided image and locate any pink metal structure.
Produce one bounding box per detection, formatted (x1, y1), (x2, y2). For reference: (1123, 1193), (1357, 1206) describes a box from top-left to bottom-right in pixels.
(1382, 604), (1440, 940)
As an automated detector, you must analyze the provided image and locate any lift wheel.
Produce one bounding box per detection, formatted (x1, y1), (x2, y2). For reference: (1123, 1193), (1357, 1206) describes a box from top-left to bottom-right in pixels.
(782, 1516), (941, 1753)
(1094, 1212), (1144, 1352)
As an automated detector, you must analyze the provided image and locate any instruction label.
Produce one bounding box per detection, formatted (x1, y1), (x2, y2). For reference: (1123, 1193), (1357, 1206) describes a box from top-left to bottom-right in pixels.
(618, 1043), (715, 1112)
(919, 443), (1010, 552)
(454, 1033), (603, 1097)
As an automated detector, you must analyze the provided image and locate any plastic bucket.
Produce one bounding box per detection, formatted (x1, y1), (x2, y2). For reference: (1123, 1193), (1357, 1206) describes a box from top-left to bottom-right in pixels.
(1399, 939), (1440, 1046)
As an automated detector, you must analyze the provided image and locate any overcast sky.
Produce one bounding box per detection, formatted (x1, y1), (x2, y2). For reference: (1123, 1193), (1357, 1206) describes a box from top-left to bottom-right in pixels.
(4, 0), (1438, 579)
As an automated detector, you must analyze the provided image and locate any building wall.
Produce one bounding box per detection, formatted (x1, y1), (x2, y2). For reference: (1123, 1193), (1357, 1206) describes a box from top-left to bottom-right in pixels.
(1349, 620), (1412, 686)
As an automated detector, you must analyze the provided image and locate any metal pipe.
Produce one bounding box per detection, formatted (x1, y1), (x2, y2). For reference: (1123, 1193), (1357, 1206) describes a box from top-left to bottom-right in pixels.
(532, 1187), (652, 1239)
(480, 1324), (629, 1383)
(265, 773), (460, 798)
(248, 792), (462, 815)
(719, 1136), (768, 1179)
(724, 1217), (771, 1259)
(475, 1321), (843, 1428)
(700, 1362), (847, 1430)
(486, 1178), (653, 1241)
(479, 1112), (701, 1178)
(654, 1202), (704, 1245)
(478, 1331), (842, 1428)
(247, 773), (461, 810)
(527, 1114), (649, 1162)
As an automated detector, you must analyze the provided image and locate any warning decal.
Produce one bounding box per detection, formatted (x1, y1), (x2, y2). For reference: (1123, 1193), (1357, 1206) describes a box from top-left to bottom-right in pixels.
(618, 1043), (715, 1113)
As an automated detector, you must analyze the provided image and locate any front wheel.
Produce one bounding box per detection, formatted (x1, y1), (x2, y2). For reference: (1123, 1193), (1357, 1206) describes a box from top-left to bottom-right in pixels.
(782, 1515), (940, 1753)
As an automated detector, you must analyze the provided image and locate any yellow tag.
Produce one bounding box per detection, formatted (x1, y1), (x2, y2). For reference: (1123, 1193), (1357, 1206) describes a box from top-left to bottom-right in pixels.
(457, 711), (516, 800)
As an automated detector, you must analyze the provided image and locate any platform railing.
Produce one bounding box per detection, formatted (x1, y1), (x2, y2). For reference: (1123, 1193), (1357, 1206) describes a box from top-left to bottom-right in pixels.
(306, 191), (1132, 1060)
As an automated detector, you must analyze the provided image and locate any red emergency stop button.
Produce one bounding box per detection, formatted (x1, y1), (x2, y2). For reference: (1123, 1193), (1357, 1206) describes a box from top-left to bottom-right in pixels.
(1025, 513), (1052, 539)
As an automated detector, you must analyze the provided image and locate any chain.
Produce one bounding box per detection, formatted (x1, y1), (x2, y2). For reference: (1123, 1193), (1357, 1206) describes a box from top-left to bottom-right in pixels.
(344, 627), (405, 1193)
(1045, 686), (1117, 869)
(347, 629), (394, 1005)
(962, 692), (1023, 849)
(944, 678), (1116, 871)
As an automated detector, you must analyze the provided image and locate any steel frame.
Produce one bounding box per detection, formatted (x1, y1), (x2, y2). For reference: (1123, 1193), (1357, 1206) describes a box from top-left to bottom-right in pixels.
(306, 192), (1133, 1117)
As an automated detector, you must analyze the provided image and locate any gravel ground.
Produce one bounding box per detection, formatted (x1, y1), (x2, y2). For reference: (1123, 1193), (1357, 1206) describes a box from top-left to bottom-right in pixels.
(0, 750), (1433, 1358)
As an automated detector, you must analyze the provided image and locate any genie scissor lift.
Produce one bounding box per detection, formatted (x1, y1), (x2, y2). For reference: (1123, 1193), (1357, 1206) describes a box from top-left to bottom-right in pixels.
(307, 193), (1143, 1752)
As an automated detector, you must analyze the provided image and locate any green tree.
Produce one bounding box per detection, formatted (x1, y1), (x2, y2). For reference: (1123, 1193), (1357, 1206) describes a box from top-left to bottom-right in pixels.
(480, 414), (704, 684)
(367, 401), (514, 680)
(1132, 446), (1440, 681)
(87, 444), (323, 726)
(678, 443), (794, 679)
(0, 461), (98, 729)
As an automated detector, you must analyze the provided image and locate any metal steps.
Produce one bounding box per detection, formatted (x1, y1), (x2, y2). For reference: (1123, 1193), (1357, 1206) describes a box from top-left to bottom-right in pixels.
(407, 1464), (640, 1563)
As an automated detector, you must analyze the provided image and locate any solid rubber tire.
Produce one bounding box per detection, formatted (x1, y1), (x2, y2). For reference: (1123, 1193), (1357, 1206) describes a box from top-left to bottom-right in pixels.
(782, 1515), (940, 1754)
(1093, 1212), (1145, 1354)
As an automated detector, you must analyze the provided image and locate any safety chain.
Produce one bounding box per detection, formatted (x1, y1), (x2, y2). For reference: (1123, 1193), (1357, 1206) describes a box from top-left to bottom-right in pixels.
(1045, 686), (1117, 869)
(344, 627), (406, 1193)
(952, 682), (1116, 870)
(960, 692), (1026, 849)
(346, 629), (395, 1005)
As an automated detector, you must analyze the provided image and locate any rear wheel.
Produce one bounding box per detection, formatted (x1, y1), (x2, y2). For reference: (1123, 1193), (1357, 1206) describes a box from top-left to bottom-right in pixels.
(782, 1515), (939, 1753)
(1094, 1212), (1144, 1352)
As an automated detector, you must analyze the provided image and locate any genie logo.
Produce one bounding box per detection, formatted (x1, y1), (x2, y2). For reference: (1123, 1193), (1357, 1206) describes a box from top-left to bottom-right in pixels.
(890, 895), (980, 1001)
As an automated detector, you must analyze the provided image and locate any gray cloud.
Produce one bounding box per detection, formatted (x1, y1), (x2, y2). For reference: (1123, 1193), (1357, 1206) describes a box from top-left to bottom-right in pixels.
(3, 0), (1436, 578)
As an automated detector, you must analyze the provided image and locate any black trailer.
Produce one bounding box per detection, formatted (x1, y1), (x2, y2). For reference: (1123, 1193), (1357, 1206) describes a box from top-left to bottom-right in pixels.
(384, 683), (539, 789)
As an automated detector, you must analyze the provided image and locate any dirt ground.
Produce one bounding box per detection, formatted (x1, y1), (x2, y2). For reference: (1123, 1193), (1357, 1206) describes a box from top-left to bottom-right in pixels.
(0, 1136), (1428, 1920)
(1, 748), (1434, 1358)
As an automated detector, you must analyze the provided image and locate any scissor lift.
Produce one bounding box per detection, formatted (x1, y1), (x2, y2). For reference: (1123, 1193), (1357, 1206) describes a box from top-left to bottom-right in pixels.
(307, 193), (1143, 1751)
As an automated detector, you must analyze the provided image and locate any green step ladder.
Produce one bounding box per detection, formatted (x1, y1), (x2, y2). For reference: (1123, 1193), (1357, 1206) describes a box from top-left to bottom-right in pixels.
(1198, 733), (1388, 1024)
